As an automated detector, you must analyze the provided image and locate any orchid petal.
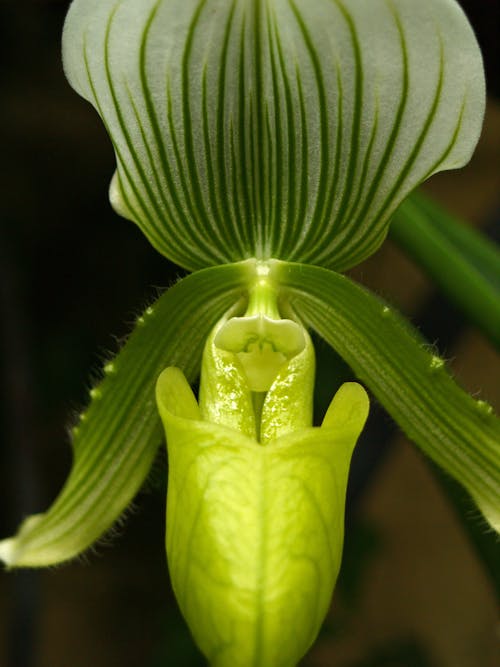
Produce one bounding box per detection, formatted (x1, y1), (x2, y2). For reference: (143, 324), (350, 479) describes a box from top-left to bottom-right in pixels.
(0, 262), (251, 567)
(275, 260), (500, 532)
(62, 0), (484, 270)
(156, 367), (368, 666)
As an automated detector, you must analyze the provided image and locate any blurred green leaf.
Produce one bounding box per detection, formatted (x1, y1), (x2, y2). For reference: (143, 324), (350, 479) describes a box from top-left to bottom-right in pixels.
(391, 191), (500, 347)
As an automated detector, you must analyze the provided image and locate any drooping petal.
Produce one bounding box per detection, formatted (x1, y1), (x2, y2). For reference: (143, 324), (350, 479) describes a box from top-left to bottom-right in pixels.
(62, 0), (484, 271)
(0, 262), (252, 568)
(156, 367), (368, 667)
(274, 260), (500, 533)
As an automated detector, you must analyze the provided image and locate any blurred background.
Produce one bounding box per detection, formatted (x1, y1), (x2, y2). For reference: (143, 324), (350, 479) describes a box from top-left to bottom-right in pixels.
(0, 1), (499, 666)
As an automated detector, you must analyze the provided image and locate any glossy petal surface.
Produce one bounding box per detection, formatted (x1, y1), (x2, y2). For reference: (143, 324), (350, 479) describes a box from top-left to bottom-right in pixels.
(157, 367), (368, 666)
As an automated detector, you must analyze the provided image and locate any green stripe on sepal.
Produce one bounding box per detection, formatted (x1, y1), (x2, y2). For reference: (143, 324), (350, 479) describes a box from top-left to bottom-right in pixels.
(157, 367), (368, 667)
(0, 262), (252, 568)
(62, 0), (484, 271)
(274, 260), (500, 533)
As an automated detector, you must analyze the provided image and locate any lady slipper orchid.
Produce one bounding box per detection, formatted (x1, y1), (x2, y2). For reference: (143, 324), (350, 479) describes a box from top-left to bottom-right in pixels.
(1, 0), (498, 664)
(157, 274), (368, 665)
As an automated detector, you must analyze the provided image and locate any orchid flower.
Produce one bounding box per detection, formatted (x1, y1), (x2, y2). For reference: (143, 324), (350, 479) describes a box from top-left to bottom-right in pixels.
(1, 0), (498, 665)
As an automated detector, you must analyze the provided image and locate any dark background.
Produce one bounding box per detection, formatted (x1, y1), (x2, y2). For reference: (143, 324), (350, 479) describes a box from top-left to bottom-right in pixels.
(0, 1), (499, 666)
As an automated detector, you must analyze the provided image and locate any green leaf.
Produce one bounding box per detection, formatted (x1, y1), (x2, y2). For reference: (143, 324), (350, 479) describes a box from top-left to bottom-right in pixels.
(0, 262), (252, 568)
(391, 191), (500, 348)
(156, 367), (368, 667)
(62, 0), (484, 271)
(274, 260), (500, 533)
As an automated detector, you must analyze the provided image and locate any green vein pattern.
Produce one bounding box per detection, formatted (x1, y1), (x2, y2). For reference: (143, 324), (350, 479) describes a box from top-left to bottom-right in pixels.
(276, 260), (500, 532)
(62, 0), (484, 271)
(0, 263), (251, 567)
